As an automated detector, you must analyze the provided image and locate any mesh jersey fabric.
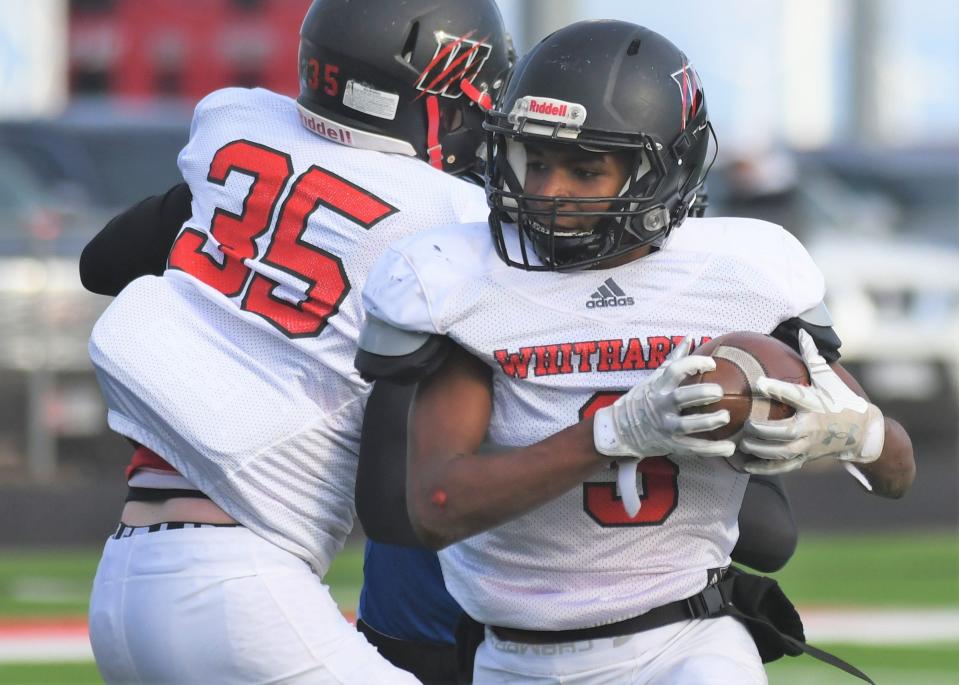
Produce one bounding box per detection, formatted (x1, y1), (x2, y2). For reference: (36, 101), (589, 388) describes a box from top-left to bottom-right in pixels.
(362, 215), (826, 629)
(89, 87), (489, 574)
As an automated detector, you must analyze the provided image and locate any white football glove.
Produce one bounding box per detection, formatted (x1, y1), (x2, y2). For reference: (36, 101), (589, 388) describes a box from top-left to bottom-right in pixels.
(739, 330), (885, 476)
(593, 336), (736, 460)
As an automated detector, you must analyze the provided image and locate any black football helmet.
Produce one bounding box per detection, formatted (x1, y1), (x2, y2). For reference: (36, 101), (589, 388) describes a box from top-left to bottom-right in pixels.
(297, 0), (512, 175)
(486, 20), (716, 269)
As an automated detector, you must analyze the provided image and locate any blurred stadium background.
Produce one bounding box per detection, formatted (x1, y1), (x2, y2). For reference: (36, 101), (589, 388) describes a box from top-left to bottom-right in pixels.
(0, 0), (956, 683)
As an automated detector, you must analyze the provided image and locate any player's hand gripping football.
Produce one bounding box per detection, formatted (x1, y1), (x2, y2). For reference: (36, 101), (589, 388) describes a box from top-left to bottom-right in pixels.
(593, 336), (736, 460)
(739, 330), (885, 475)
(593, 336), (734, 516)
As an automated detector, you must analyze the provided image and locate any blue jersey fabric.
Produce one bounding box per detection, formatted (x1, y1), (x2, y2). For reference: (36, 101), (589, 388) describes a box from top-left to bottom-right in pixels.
(358, 540), (462, 644)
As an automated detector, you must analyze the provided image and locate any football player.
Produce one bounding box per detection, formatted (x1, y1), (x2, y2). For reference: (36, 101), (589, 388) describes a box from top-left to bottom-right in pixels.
(83, 1), (511, 682)
(356, 20), (915, 684)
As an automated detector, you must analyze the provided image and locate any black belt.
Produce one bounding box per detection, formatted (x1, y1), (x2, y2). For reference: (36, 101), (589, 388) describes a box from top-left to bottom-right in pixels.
(481, 568), (874, 685)
(492, 577), (728, 645)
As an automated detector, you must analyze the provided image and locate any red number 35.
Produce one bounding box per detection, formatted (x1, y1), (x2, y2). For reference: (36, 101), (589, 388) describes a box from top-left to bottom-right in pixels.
(579, 392), (679, 526)
(169, 140), (395, 338)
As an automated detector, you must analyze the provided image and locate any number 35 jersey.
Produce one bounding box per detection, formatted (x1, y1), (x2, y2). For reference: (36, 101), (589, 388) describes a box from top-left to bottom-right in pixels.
(88, 87), (488, 574)
(362, 218), (827, 630)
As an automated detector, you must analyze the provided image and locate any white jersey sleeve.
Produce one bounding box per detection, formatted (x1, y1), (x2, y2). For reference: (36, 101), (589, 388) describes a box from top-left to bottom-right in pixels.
(362, 222), (491, 336)
(670, 216), (826, 315)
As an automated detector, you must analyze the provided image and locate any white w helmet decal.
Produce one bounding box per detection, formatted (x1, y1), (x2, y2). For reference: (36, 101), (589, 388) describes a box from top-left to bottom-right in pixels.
(415, 31), (492, 99)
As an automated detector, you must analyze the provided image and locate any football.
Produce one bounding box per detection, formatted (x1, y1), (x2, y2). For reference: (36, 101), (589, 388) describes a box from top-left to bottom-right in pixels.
(680, 331), (811, 470)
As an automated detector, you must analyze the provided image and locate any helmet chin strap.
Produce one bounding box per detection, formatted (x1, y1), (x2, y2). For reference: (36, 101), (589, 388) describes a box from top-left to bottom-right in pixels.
(459, 78), (493, 110)
(425, 82), (493, 170)
(425, 95), (443, 170)
(426, 79), (493, 171)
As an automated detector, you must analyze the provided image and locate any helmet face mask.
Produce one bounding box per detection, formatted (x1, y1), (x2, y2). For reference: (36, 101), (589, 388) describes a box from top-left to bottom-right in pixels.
(296, 0), (512, 175)
(496, 139), (655, 268)
(485, 20), (716, 270)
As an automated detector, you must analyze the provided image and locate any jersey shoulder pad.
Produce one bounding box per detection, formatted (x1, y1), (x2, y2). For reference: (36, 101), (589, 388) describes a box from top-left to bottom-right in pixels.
(680, 217), (826, 314)
(354, 315), (451, 384)
(193, 86), (255, 114)
(190, 88), (287, 136)
(449, 176), (491, 224)
(362, 222), (493, 334)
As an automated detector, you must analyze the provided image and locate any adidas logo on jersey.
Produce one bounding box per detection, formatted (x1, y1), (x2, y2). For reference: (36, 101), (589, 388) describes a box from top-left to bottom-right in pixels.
(586, 278), (634, 308)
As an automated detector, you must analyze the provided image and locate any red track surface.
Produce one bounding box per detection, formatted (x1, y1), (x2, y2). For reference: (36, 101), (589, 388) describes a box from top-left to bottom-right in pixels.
(0, 618), (88, 637)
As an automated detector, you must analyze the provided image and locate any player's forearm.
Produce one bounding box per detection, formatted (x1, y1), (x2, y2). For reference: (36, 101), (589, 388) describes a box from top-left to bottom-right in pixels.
(857, 417), (915, 498)
(407, 421), (608, 550)
(831, 363), (915, 498)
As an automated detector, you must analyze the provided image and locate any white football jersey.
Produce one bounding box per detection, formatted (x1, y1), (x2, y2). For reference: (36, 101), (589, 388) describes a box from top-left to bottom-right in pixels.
(363, 216), (826, 629)
(89, 87), (489, 574)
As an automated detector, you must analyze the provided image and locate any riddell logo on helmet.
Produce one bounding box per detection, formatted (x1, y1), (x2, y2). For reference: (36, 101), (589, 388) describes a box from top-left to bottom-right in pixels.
(298, 111), (354, 145)
(528, 99), (567, 117)
(509, 96), (587, 130)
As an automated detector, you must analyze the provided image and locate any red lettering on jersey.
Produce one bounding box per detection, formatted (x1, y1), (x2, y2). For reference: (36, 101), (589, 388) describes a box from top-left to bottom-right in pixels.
(534, 344), (573, 376)
(582, 457), (679, 526)
(494, 335), (710, 378)
(557, 343), (575, 374)
(494, 347), (535, 379)
(646, 336), (672, 368)
(171, 141), (395, 338)
(572, 341), (598, 372)
(169, 140), (292, 297)
(577, 391), (621, 420)
(596, 339), (623, 372)
(621, 337), (646, 370)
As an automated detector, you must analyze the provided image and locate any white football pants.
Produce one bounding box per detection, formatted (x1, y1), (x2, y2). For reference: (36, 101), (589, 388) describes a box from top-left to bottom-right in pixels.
(473, 615), (766, 684)
(89, 525), (420, 684)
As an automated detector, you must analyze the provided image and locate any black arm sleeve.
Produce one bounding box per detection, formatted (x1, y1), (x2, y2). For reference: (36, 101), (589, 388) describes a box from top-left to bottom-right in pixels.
(770, 317), (842, 363)
(731, 475), (798, 573)
(355, 380), (421, 546)
(354, 334), (452, 384)
(79, 182), (193, 296)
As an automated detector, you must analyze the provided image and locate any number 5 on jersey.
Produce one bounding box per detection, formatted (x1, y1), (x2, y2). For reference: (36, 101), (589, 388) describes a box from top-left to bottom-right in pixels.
(580, 392), (679, 526)
(169, 140), (396, 337)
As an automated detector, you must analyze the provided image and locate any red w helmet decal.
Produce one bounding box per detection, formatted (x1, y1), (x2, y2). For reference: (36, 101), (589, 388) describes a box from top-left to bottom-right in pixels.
(671, 62), (703, 130)
(415, 31), (492, 99)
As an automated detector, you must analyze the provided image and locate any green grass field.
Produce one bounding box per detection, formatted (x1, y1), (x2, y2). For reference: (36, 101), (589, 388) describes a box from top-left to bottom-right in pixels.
(0, 531), (956, 684)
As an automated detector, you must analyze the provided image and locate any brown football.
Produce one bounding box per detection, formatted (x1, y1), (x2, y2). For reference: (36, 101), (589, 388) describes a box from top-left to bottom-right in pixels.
(680, 332), (810, 449)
